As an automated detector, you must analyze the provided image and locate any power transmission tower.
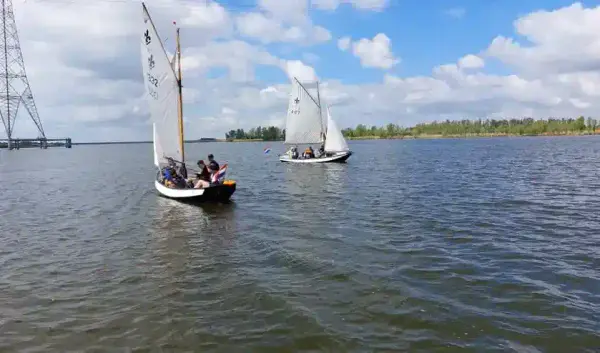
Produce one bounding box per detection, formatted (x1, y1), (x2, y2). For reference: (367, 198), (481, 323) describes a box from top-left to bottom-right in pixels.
(0, 0), (45, 150)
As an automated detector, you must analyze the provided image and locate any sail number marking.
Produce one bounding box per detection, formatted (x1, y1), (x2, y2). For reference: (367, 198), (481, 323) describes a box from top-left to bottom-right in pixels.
(147, 73), (159, 87)
(148, 86), (158, 100)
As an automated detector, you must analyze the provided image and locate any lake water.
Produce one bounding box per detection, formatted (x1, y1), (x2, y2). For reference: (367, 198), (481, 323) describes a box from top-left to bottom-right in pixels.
(0, 137), (599, 352)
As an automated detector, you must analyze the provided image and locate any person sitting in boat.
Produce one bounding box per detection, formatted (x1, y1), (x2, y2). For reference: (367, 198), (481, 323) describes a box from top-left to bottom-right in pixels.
(207, 153), (219, 172)
(162, 166), (177, 187)
(318, 144), (325, 157)
(193, 177), (210, 189)
(192, 156), (218, 189)
(303, 146), (314, 158)
(176, 162), (188, 180)
(195, 159), (211, 182)
(287, 146), (299, 159)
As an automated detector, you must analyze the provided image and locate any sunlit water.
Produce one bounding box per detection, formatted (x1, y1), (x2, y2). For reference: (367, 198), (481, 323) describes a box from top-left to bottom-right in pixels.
(0, 137), (599, 352)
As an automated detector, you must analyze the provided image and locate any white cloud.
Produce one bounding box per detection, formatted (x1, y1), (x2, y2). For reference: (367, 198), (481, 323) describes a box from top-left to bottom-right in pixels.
(5, 1), (600, 143)
(337, 36), (351, 51)
(312, 0), (389, 11)
(235, 0), (331, 45)
(458, 54), (485, 70)
(286, 60), (318, 82)
(258, 0), (309, 24)
(235, 12), (331, 45)
(485, 2), (600, 75)
(181, 40), (282, 82)
(348, 33), (400, 69)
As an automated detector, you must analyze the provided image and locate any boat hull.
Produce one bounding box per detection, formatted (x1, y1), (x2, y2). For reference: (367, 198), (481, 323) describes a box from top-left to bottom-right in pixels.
(279, 151), (352, 163)
(154, 180), (236, 203)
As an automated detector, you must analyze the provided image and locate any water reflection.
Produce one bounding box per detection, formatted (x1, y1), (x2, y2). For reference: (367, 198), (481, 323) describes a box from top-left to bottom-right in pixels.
(147, 197), (239, 283)
(322, 163), (348, 194)
(281, 163), (351, 221)
(282, 163), (348, 195)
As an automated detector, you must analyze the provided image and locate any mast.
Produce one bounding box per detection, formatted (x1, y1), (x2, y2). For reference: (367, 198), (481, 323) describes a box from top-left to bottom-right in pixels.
(316, 81), (325, 142)
(175, 26), (185, 162)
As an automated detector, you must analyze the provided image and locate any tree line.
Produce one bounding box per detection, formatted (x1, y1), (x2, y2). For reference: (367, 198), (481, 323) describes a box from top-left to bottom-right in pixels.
(226, 117), (600, 141)
(341, 116), (598, 138)
(225, 126), (285, 141)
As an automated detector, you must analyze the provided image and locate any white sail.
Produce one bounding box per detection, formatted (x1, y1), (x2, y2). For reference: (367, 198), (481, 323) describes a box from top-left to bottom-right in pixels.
(284, 78), (323, 145)
(141, 3), (182, 166)
(324, 105), (349, 152)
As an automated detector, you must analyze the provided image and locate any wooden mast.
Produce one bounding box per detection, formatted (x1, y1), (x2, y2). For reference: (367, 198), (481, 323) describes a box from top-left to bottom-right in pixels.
(175, 26), (185, 162)
(316, 81), (325, 142)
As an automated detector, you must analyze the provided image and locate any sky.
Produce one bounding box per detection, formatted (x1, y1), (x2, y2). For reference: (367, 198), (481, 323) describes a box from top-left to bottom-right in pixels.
(4, 0), (600, 142)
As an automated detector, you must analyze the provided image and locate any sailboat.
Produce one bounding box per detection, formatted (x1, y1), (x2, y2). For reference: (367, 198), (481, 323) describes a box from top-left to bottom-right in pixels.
(141, 2), (236, 202)
(279, 77), (352, 163)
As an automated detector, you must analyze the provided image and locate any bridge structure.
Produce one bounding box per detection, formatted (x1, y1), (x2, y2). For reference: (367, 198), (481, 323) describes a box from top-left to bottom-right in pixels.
(0, 0), (72, 150)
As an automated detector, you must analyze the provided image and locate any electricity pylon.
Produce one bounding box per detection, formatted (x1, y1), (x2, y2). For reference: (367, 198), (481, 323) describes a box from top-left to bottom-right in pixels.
(0, 0), (45, 149)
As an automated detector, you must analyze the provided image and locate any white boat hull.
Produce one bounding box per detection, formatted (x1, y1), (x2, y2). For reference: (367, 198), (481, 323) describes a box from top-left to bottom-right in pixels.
(279, 151), (352, 163)
(154, 180), (236, 203)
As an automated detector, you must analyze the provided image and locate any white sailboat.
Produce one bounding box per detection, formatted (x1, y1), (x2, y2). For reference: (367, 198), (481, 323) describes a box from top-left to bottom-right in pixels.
(141, 2), (236, 202)
(279, 77), (352, 163)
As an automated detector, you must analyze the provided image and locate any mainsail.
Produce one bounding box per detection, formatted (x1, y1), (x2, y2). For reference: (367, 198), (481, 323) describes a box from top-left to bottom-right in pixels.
(324, 105), (349, 152)
(284, 78), (324, 145)
(141, 3), (182, 167)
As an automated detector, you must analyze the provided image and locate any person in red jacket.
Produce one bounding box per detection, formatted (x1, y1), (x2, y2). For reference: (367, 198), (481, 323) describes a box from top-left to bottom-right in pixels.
(193, 159), (211, 188)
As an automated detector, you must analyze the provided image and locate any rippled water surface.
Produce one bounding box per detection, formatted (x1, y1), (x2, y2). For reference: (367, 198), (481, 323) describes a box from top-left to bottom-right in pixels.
(1, 137), (599, 352)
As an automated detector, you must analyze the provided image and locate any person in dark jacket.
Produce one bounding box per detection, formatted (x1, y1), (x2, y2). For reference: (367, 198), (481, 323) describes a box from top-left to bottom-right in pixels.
(207, 154), (219, 172)
(195, 160), (211, 181)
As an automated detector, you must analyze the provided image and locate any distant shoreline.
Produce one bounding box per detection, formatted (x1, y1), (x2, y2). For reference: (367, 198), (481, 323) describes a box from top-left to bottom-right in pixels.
(66, 131), (600, 145)
(345, 131), (600, 140)
(224, 131), (600, 142)
(73, 139), (225, 145)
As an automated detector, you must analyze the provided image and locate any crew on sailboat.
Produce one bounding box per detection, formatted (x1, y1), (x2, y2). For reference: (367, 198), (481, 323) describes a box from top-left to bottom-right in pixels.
(158, 153), (226, 189)
(192, 159), (211, 188)
(191, 153), (224, 189)
(303, 146), (314, 158)
(318, 144), (325, 157)
(286, 146), (299, 159)
(161, 165), (187, 188)
(207, 154), (219, 172)
(195, 160), (211, 181)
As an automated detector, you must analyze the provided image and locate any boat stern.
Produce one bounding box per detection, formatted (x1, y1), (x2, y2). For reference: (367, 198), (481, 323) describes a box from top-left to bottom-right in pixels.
(204, 180), (237, 202)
